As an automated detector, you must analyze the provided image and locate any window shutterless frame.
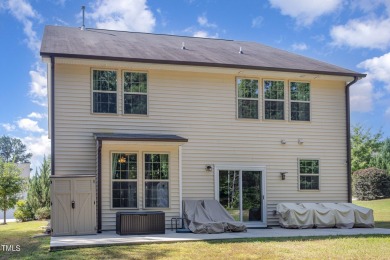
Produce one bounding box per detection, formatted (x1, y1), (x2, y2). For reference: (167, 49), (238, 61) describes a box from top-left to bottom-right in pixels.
(289, 81), (311, 122)
(297, 158), (320, 191)
(236, 77), (260, 120)
(110, 151), (139, 209)
(142, 152), (171, 209)
(263, 79), (286, 121)
(91, 68), (119, 114)
(122, 70), (149, 116)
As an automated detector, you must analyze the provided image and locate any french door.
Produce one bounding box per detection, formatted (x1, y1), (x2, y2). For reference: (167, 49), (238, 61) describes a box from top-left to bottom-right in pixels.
(215, 166), (266, 226)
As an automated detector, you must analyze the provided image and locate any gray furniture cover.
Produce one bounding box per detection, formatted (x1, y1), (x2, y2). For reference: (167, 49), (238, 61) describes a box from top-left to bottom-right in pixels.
(300, 203), (336, 228)
(342, 203), (375, 228)
(202, 200), (247, 232)
(276, 203), (314, 229)
(321, 203), (355, 229)
(183, 200), (224, 234)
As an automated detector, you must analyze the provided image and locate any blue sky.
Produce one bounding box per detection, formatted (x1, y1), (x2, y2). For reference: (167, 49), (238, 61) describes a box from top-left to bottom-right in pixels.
(1, 0), (390, 170)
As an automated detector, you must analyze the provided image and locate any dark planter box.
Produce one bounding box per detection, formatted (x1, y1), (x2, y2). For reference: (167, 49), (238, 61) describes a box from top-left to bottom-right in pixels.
(116, 211), (165, 235)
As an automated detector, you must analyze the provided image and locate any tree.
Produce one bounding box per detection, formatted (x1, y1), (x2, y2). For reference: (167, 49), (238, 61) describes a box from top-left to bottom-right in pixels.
(370, 138), (390, 171)
(0, 160), (27, 224)
(27, 156), (50, 216)
(351, 125), (383, 172)
(0, 136), (32, 163)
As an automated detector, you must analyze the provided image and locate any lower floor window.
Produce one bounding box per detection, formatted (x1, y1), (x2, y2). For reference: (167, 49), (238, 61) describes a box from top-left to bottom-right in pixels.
(112, 181), (137, 207)
(299, 159), (319, 190)
(145, 182), (169, 207)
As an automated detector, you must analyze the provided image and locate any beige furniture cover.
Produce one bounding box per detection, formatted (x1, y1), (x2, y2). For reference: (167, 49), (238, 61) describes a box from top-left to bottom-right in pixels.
(300, 203), (336, 228)
(342, 203), (375, 228)
(276, 203), (314, 229)
(203, 200), (247, 232)
(321, 203), (355, 229)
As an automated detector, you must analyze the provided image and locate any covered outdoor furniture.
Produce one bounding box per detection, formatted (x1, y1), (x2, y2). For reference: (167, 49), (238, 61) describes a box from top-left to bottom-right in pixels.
(342, 203), (375, 228)
(300, 203), (336, 228)
(202, 200), (247, 232)
(182, 200), (225, 234)
(276, 203), (314, 229)
(321, 203), (355, 229)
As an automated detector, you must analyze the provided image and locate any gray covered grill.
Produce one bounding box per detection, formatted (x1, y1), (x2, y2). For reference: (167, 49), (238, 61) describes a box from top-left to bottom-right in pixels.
(116, 211), (165, 235)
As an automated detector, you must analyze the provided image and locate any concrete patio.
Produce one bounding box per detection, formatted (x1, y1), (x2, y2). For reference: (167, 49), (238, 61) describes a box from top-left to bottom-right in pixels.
(50, 227), (390, 250)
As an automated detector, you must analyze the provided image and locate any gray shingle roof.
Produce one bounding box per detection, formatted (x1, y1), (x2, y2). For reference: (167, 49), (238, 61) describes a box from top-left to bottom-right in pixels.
(40, 25), (365, 77)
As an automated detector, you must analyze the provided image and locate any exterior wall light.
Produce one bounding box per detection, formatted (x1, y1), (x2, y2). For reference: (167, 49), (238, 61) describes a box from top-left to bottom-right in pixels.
(280, 172), (287, 180)
(281, 139), (287, 144)
(205, 165), (213, 172)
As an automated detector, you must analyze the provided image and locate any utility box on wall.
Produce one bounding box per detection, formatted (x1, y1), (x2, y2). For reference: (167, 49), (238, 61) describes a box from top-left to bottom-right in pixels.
(50, 175), (96, 236)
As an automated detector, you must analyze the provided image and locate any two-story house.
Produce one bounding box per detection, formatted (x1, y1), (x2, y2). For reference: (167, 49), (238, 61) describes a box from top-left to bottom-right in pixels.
(40, 25), (365, 236)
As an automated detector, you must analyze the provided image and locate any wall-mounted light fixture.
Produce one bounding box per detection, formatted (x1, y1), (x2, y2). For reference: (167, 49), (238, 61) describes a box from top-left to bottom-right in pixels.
(280, 172), (287, 180)
(298, 139), (304, 144)
(205, 165), (213, 172)
(281, 139), (287, 144)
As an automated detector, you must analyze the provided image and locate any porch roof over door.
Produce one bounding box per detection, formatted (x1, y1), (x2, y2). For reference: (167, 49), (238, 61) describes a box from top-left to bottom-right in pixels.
(93, 133), (188, 143)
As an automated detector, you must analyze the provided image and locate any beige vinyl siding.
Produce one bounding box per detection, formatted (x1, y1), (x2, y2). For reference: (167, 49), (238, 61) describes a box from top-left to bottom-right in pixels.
(54, 62), (348, 226)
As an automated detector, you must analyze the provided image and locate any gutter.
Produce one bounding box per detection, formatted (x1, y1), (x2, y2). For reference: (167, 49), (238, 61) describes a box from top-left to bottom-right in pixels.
(346, 76), (359, 203)
(50, 56), (55, 176)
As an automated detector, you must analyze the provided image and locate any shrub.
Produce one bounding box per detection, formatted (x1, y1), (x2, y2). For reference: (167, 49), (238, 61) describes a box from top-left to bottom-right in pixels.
(35, 207), (50, 220)
(353, 167), (390, 200)
(14, 200), (34, 222)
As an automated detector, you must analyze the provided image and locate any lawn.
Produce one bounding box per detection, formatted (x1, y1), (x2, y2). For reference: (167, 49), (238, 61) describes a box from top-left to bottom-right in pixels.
(0, 199), (389, 260)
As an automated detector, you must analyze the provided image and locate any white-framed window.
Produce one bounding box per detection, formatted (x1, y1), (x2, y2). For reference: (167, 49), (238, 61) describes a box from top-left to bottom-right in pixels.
(290, 82), (310, 121)
(298, 159), (319, 190)
(111, 153), (138, 208)
(123, 72), (148, 115)
(264, 80), (285, 120)
(92, 69), (117, 114)
(144, 153), (169, 208)
(237, 78), (259, 119)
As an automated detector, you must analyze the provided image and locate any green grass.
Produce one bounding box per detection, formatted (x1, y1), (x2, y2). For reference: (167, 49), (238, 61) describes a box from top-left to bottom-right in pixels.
(0, 199), (389, 259)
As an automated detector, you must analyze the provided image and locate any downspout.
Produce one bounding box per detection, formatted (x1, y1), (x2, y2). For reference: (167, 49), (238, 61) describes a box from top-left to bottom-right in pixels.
(346, 76), (359, 203)
(97, 139), (102, 233)
(50, 56), (55, 176)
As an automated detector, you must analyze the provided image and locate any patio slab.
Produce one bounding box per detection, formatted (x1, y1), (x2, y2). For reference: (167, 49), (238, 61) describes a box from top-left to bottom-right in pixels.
(50, 227), (390, 250)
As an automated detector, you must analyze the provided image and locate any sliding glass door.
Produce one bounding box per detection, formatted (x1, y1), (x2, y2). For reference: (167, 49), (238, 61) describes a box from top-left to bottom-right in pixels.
(217, 167), (265, 224)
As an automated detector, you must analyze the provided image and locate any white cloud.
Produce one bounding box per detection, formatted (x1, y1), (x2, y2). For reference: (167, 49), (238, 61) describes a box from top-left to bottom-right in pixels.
(193, 30), (218, 38)
(29, 64), (47, 98)
(2, 123), (16, 132)
(197, 14), (217, 28)
(292, 43), (308, 51)
(269, 0), (342, 26)
(350, 77), (374, 112)
(6, 0), (41, 52)
(358, 52), (390, 91)
(17, 118), (44, 133)
(252, 16), (264, 28)
(22, 135), (51, 171)
(330, 18), (390, 50)
(89, 0), (156, 32)
(28, 112), (46, 119)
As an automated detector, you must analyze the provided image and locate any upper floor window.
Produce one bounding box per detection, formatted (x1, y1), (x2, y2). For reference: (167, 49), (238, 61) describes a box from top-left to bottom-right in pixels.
(92, 70), (117, 114)
(124, 72), (148, 115)
(237, 78), (259, 119)
(264, 80), (284, 120)
(290, 82), (310, 121)
(299, 159), (319, 190)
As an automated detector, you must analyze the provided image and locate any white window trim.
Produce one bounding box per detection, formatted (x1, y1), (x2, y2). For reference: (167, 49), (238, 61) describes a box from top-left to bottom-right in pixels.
(297, 158), (320, 191)
(91, 68), (119, 115)
(122, 70), (149, 116)
(110, 151), (139, 209)
(236, 77), (260, 120)
(142, 152), (171, 209)
(289, 81), (311, 122)
(263, 79), (286, 121)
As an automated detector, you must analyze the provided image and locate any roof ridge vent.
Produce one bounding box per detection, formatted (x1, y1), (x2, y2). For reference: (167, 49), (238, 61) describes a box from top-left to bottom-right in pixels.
(239, 46), (243, 54)
(182, 42), (186, 50)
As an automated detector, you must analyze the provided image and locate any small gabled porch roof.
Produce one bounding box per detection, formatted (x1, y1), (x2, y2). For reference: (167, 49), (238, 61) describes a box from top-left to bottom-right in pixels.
(93, 133), (188, 143)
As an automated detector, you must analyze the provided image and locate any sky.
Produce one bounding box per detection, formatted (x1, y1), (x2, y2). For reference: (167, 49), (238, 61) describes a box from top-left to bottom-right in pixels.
(1, 0), (390, 171)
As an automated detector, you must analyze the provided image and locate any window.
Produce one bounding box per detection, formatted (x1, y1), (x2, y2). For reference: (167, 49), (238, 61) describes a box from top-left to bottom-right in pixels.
(92, 70), (117, 113)
(264, 80), (284, 120)
(299, 159), (319, 190)
(144, 153), (169, 208)
(123, 72), (148, 115)
(112, 153), (137, 208)
(237, 78), (259, 119)
(290, 82), (310, 121)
